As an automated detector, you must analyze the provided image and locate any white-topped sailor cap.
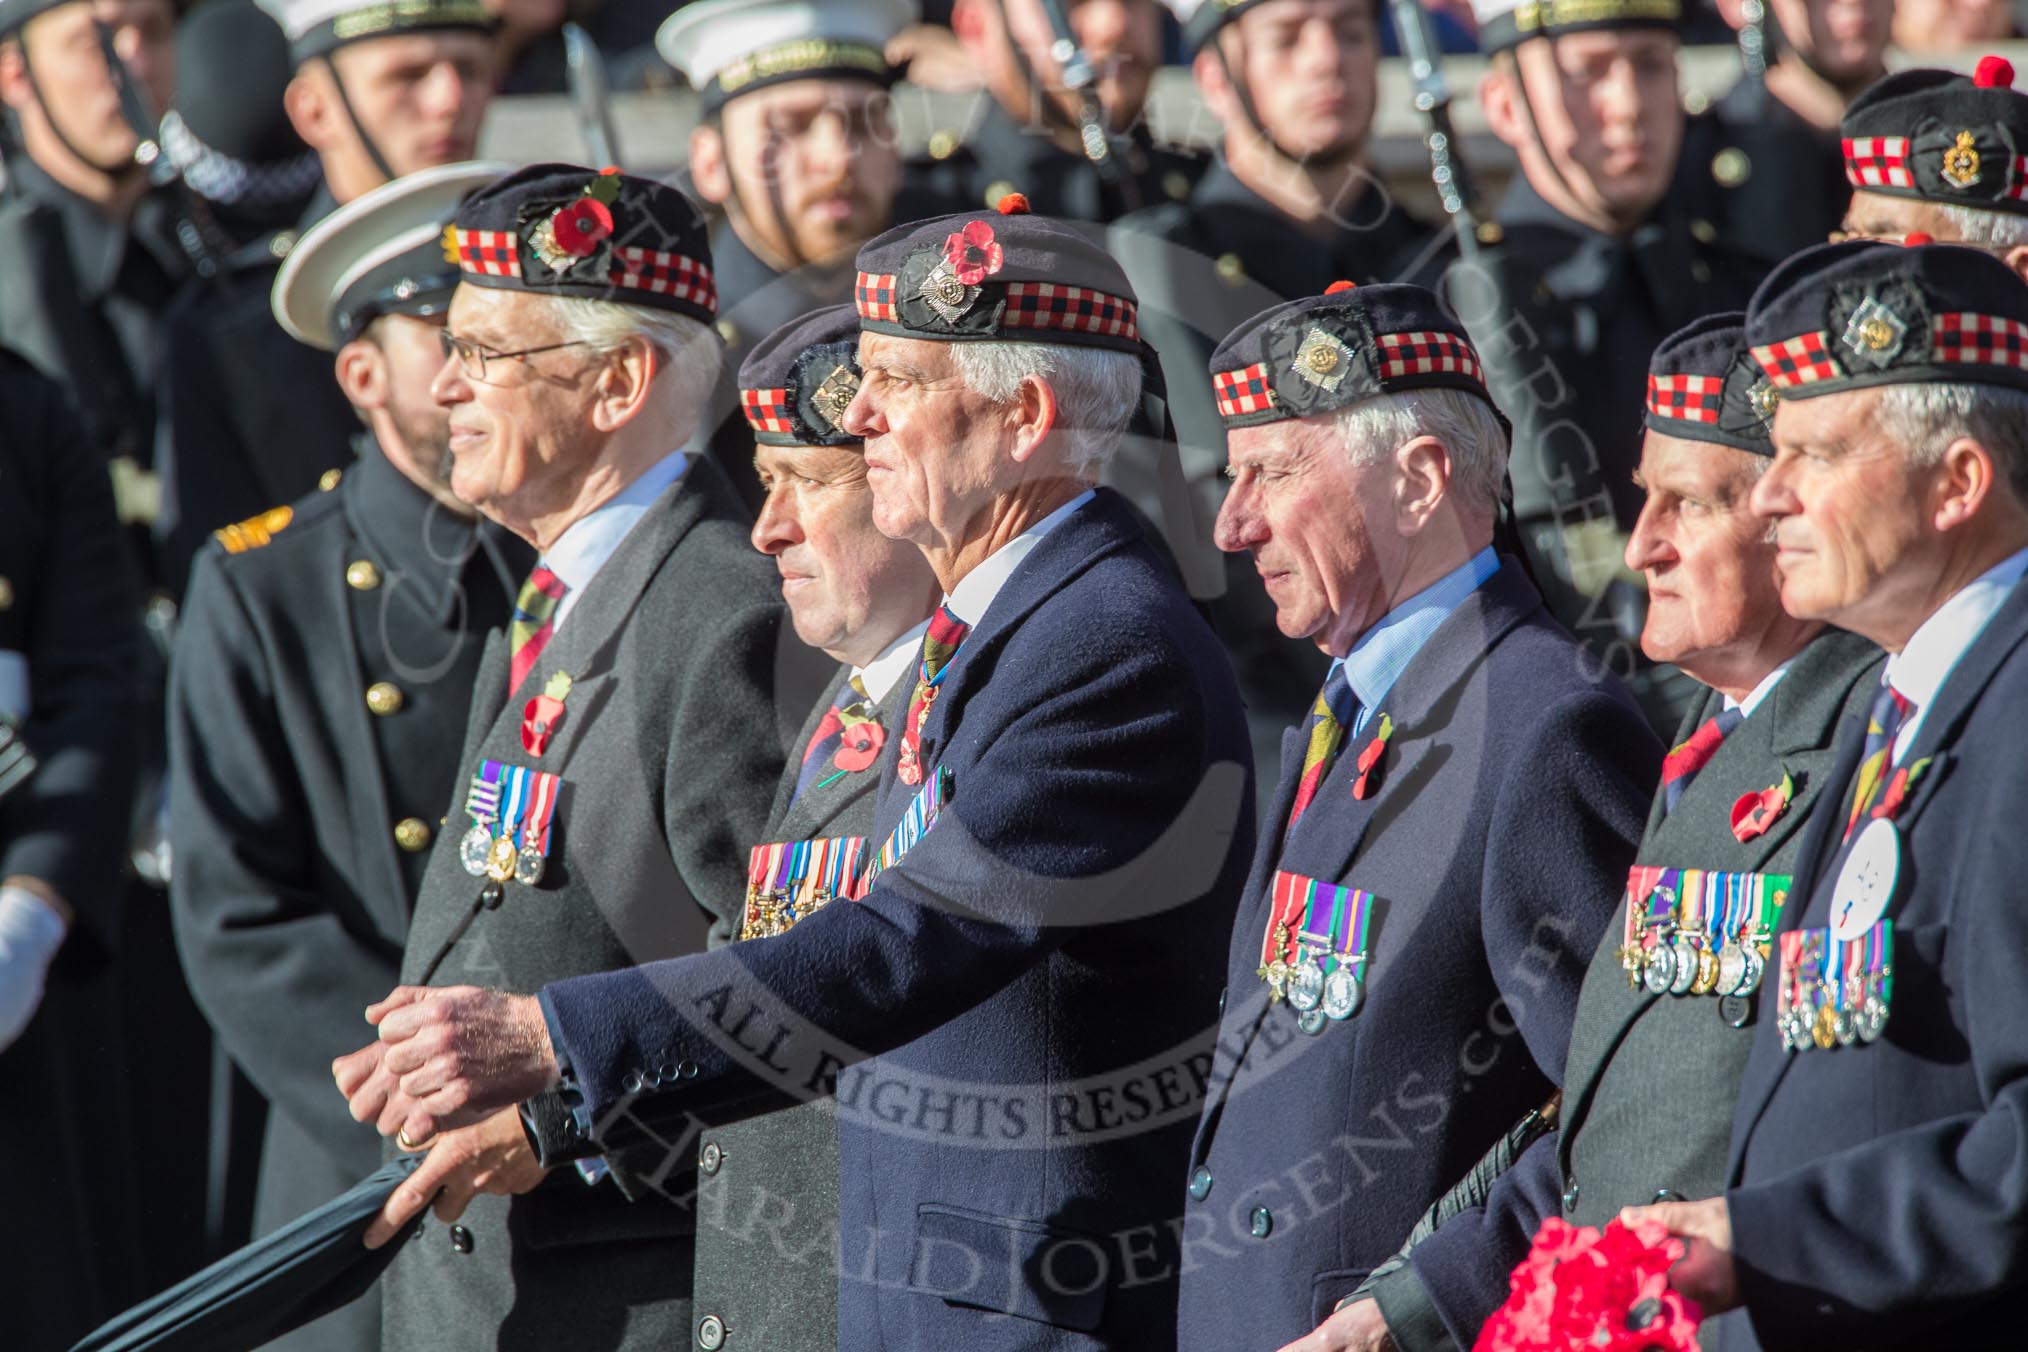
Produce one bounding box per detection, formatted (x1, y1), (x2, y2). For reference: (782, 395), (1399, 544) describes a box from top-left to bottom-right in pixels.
(272, 159), (509, 350)
(255, 0), (496, 67)
(1470, 0), (1682, 55)
(657, 0), (918, 116)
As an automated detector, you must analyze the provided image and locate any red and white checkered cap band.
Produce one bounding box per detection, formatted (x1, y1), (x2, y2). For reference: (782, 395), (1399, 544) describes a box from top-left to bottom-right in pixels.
(741, 387), (795, 435)
(1843, 136), (1914, 190)
(1377, 330), (1484, 385)
(856, 271), (898, 323)
(1751, 332), (1843, 388)
(1933, 311), (2028, 368)
(1001, 282), (1139, 343)
(2005, 157), (2028, 202)
(1213, 362), (1275, 418)
(611, 246), (716, 311)
(451, 227), (520, 278)
(1646, 372), (1725, 424)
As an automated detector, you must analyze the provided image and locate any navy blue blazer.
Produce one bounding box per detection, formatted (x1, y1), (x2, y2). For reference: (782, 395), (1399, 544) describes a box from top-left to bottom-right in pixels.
(1173, 562), (1660, 1352)
(1717, 570), (2028, 1350)
(537, 489), (1256, 1350)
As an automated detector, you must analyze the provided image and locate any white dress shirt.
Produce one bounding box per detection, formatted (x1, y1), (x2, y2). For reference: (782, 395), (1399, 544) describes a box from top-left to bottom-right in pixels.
(1724, 657), (1796, 719)
(1885, 545), (2028, 760)
(538, 449), (691, 635)
(854, 619), (930, 703)
(944, 489), (1095, 627)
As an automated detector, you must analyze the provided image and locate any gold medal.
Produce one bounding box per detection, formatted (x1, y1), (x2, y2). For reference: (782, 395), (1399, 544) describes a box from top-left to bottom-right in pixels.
(1691, 945), (1721, 996)
(1812, 1002), (1838, 1050)
(485, 834), (517, 883)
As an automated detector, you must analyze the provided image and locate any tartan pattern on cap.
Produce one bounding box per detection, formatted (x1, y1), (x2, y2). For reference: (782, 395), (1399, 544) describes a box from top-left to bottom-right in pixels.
(856, 272), (898, 323)
(1214, 362), (1275, 418)
(1933, 311), (2028, 368)
(1377, 330), (1484, 384)
(1001, 282), (1140, 342)
(451, 227), (520, 278)
(741, 387), (796, 435)
(1843, 136), (1914, 189)
(1752, 332), (1844, 388)
(1647, 372), (1726, 424)
(2005, 156), (2028, 202)
(610, 246), (716, 311)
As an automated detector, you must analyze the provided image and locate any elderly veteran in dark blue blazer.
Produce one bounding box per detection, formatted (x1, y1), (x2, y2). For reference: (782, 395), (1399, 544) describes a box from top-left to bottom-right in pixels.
(1621, 242), (2028, 1349)
(1171, 281), (1662, 1352)
(334, 197), (1258, 1351)
(1327, 317), (1884, 1352)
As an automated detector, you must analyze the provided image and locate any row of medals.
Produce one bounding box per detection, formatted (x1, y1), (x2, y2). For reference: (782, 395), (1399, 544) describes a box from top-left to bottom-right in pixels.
(1780, 961), (1891, 1052)
(460, 822), (545, 886)
(1621, 926), (1768, 999)
(744, 885), (841, 940)
(1268, 924), (1366, 1026)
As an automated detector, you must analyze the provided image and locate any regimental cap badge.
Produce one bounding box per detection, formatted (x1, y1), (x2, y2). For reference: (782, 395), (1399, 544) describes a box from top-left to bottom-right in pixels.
(810, 363), (861, 432)
(918, 219), (1003, 324)
(1840, 294), (1910, 368)
(1941, 129), (1983, 189)
(1750, 378), (1780, 427)
(1294, 326), (1354, 392)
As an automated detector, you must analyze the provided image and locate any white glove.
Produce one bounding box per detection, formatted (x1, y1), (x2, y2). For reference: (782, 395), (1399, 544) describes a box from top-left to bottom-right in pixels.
(0, 885), (65, 1052)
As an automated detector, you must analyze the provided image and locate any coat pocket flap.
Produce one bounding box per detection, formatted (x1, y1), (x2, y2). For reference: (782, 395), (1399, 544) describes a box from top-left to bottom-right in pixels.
(906, 1203), (1109, 1332)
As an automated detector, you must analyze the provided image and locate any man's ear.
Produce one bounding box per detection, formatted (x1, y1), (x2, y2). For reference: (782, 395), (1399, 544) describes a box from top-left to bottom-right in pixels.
(589, 339), (657, 433)
(1933, 435), (2005, 531)
(1394, 435), (1453, 535)
(335, 338), (387, 410)
(283, 68), (339, 154)
(1479, 64), (1527, 154)
(2003, 243), (2028, 286)
(1192, 46), (1233, 124)
(0, 38), (33, 113)
(1007, 374), (1060, 463)
(689, 122), (731, 207)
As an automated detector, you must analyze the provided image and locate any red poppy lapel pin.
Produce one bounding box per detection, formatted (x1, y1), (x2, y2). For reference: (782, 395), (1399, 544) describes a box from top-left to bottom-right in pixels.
(522, 670), (573, 757)
(1352, 713), (1393, 801)
(1730, 770), (1794, 843)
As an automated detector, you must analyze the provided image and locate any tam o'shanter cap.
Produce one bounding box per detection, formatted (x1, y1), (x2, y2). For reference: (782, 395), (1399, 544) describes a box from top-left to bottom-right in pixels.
(274, 160), (509, 349)
(852, 194), (1143, 356)
(443, 163), (718, 324)
(739, 304), (865, 447)
(1471, 0), (1682, 55)
(658, 0), (916, 115)
(1841, 56), (2028, 217)
(256, 0), (494, 65)
(1207, 281), (1499, 427)
(1744, 239), (2028, 399)
(1644, 314), (1778, 455)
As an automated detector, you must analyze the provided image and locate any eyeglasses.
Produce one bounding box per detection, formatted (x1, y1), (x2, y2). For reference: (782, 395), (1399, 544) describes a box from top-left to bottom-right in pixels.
(438, 329), (589, 384)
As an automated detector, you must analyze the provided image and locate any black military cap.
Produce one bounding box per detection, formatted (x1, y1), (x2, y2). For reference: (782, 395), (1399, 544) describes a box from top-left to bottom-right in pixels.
(1207, 280), (1496, 427)
(1644, 314), (1777, 455)
(258, 0), (494, 66)
(1180, 0), (1264, 54)
(275, 160), (507, 350)
(853, 194), (1143, 356)
(1840, 56), (2028, 216)
(443, 163), (718, 325)
(1471, 0), (1682, 55)
(739, 304), (864, 448)
(659, 0), (915, 116)
(1745, 239), (2028, 398)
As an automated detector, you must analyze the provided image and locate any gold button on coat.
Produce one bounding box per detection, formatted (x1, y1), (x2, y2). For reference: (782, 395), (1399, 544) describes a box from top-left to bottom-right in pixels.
(346, 559), (381, 591)
(366, 682), (404, 715)
(0, 576), (13, 611)
(394, 818), (432, 852)
(319, 468), (343, 491)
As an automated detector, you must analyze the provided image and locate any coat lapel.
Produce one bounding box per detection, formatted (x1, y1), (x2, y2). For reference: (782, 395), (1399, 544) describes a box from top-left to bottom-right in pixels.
(771, 666), (912, 842)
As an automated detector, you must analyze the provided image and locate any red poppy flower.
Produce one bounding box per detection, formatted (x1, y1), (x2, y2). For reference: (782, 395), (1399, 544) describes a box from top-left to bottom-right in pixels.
(1474, 1218), (1699, 1352)
(1352, 714), (1393, 800)
(834, 721), (886, 773)
(944, 219), (1004, 286)
(551, 197), (614, 257)
(522, 695), (566, 756)
(1731, 777), (1789, 842)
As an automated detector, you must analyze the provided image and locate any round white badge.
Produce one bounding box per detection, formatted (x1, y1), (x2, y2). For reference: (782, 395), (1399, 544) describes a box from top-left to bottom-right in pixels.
(1831, 818), (1902, 941)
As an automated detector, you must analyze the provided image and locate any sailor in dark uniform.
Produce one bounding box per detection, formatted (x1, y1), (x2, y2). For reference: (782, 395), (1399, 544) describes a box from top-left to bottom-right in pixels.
(1114, 0), (1438, 787)
(1427, 0), (1768, 728)
(1333, 317), (1883, 1352)
(905, 0), (1208, 221)
(690, 304), (939, 1352)
(168, 160), (529, 1352)
(0, 0), (187, 495)
(1680, 0), (1891, 266)
(157, 0), (497, 598)
(658, 0), (917, 515)
(1628, 241), (2028, 1351)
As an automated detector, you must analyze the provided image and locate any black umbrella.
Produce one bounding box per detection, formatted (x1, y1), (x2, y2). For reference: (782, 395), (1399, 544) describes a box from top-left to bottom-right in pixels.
(71, 1155), (424, 1352)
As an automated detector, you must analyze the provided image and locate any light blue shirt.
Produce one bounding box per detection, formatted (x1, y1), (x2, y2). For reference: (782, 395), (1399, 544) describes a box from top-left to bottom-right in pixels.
(1886, 545), (2028, 760)
(1334, 546), (1501, 737)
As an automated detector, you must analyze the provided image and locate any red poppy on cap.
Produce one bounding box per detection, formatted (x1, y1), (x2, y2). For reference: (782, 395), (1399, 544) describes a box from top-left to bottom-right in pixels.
(945, 220), (1005, 287)
(551, 198), (614, 257)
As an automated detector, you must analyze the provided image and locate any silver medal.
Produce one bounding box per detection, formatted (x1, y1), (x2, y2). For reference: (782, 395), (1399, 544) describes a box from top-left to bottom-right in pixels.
(1322, 965), (1363, 1021)
(1296, 1008), (1328, 1036)
(1858, 992), (1890, 1042)
(1833, 1007), (1858, 1047)
(1715, 941), (1747, 996)
(514, 845), (546, 886)
(1642, 943), (1677, 995)
(1287, 959), (1325, 1013)
(1669, 935), (1699, 995)
(1737, 946), (1766, 996)
(460, 826), (494, 876)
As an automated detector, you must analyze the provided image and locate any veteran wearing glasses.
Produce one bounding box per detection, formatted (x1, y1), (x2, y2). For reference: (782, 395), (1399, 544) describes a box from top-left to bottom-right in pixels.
(361, 163), (824, 1352)
(1830, 56), (2028, 279)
